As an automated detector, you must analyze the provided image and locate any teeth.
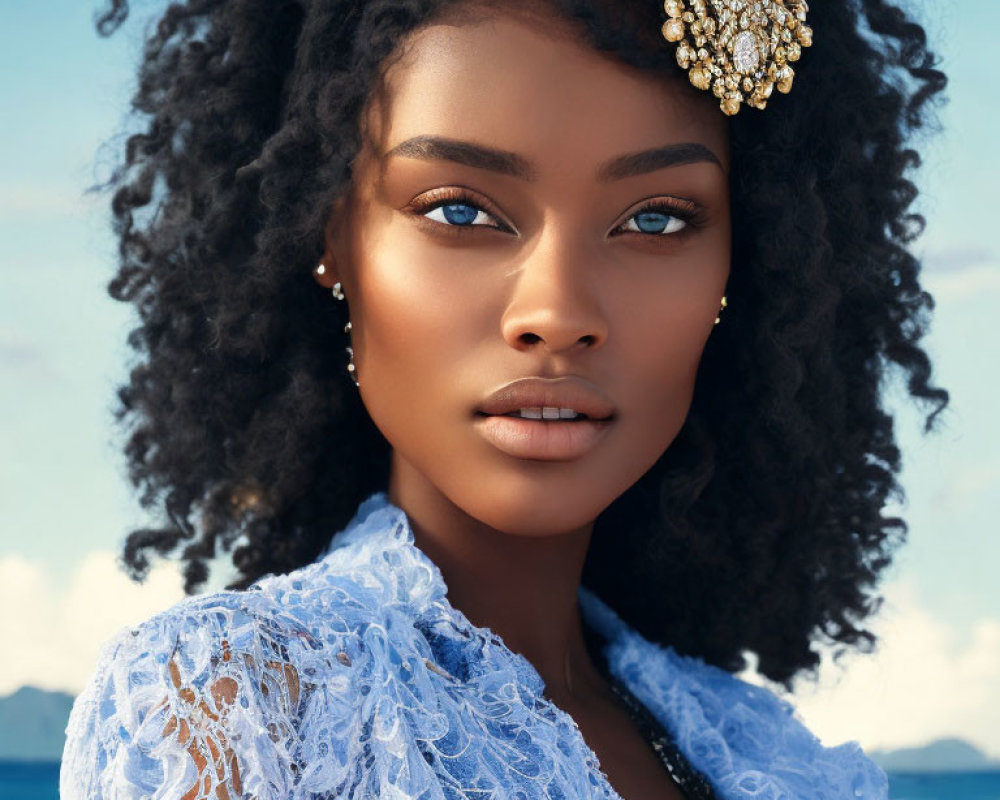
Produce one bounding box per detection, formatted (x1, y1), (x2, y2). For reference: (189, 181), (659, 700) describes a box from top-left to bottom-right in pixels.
(514, 407), (580, 420)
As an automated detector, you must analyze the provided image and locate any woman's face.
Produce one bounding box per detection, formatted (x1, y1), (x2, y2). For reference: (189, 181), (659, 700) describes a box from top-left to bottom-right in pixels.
(321, 6), (730, 537)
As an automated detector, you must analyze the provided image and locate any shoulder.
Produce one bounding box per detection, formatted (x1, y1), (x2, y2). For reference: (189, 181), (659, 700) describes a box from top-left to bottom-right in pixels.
(635, 641), (888, 799)
(583, 590), (888, 800)
(60, 532), (405, 800)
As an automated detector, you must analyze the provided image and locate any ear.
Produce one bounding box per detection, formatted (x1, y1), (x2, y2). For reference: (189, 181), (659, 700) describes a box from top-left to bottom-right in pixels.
(313, 196), (349, 289)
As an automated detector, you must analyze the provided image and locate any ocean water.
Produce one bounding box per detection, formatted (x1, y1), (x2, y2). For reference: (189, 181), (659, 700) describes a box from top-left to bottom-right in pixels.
(888, 771), (1000, 800)
(0, 761), (60, 800)
(3, 762), (1000, 799)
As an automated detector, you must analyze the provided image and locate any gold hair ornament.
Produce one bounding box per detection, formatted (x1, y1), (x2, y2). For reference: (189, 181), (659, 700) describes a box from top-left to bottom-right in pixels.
(662, 0), (812, 116)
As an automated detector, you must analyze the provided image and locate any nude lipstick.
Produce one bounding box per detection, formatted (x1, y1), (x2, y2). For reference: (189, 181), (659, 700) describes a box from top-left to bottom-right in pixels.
(473, 377), (615, 461)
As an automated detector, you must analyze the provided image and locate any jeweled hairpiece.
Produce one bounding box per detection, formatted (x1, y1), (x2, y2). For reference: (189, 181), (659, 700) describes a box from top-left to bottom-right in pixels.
(661, 0), (812, 116)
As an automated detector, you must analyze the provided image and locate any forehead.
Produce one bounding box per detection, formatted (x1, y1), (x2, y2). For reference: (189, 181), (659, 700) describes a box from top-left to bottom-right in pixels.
(371, 7), (729, 171)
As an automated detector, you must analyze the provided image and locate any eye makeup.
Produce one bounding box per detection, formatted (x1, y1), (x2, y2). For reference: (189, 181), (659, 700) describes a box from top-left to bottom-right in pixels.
(609, 196), (706, 239)
(403, 186), (515, 235)
(403, 186), (707, 242)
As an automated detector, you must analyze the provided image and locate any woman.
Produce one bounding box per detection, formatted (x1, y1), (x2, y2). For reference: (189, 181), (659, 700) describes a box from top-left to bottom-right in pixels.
(61, 0), (947, 798)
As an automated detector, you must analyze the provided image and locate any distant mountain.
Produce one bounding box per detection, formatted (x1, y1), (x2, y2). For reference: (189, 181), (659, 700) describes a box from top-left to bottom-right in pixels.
(2, 685), (999, 774)
(870, 738), (1000, 773)
(0, 686), (75, 761)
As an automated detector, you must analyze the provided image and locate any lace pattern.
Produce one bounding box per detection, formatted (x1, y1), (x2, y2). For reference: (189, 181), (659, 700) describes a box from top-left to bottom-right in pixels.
(61, 493), (889, 799)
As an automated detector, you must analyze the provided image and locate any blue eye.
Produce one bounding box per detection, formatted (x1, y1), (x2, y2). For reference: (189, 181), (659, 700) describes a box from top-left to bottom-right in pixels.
(623, 210), (687, 235)
(425, 203), (491, 227)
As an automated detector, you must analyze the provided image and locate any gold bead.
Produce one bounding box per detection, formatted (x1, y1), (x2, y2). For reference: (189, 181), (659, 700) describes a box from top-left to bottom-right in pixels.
(797, 24), (813, 47)
(662, 18), (686, 42)
(776, 66), (794, 93)
(676, 42), (694, 68)
(664, 0), (685, 18)
(721, 92), (743, 116)
(787, 41), (801, 62)
(689, 66), (712, 91)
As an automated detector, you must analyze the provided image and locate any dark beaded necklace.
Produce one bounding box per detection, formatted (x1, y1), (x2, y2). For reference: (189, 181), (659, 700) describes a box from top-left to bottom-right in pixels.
(582, 621), (720, 800)
(604, 673), (720, 800)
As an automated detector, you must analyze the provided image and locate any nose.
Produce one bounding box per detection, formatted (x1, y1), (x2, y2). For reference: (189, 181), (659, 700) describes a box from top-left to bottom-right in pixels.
(500, 237), (609, 354)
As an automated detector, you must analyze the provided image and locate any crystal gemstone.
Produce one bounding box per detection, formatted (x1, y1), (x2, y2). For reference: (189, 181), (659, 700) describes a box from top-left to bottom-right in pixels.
(732, 31), (760, 73)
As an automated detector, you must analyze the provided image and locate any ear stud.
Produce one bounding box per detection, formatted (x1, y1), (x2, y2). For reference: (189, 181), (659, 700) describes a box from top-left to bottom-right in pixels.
(715, 295), (728, 325)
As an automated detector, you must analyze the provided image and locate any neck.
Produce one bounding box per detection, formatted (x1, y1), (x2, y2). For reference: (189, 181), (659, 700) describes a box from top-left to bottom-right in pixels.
(388, 457), (606, 703)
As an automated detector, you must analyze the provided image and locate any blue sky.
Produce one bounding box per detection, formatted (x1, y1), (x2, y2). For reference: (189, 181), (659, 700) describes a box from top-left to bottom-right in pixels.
(1, 0), (997, 755)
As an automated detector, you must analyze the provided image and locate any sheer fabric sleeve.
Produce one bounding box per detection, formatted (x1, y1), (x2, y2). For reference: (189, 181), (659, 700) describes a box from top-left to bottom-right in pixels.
(60, 595), (357, 800)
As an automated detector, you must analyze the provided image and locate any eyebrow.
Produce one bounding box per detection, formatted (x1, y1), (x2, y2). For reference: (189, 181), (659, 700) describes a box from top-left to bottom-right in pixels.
(597, 143), (723, 181)
(385, 136), (723, 181)
(386, 136), (536, 180)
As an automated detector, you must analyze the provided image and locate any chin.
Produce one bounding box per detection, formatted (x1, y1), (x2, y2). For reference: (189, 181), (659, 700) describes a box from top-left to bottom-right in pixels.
(448, 468), (634, 538)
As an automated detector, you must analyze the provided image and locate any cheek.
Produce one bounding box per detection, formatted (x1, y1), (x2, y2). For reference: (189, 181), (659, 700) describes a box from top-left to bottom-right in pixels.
(614, 281), (720, 449)
(346, 226), (494, 440)
(350, 209), (521, 380)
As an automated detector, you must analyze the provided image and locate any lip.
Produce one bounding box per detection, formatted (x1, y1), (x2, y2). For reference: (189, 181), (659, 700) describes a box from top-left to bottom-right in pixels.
(476, 377), (616, 420)
(474, 377), (616, 461)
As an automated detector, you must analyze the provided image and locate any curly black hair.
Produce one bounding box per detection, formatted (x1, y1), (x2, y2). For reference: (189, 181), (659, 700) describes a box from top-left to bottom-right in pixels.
(96, 0), (947, 687)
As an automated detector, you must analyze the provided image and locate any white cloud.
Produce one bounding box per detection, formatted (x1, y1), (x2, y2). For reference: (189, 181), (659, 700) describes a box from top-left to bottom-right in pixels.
(0, 552), (185, 696)
(755, 579), (1000, 760)
(3, 555), (998, 762)
(0, 325), (50, 378)
(922, 247), (995, 274)
(0, 183), (102, 220)
(924, 263), (1000, 300)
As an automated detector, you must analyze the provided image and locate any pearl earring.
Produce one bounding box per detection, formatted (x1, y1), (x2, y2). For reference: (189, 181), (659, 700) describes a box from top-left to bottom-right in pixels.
(315, 263), (345, 300)
(344, 321), (358, 386)
(325, 277), (357, 387)
(316, 262), (358, 387)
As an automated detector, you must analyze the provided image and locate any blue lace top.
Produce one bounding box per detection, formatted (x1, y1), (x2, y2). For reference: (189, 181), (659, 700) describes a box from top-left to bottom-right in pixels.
(61, 492), (888, 799)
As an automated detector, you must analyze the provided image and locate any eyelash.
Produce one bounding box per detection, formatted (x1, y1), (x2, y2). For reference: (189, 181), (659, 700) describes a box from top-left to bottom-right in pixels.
(407, 188), (512, 234)
(406, 189), (703, 238)
(611, 200), (702, 238)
